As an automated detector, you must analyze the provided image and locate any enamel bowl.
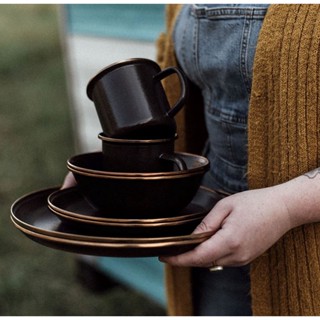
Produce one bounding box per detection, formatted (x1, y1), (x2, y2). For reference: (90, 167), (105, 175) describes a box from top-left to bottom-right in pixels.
(67, 151), (209, 219)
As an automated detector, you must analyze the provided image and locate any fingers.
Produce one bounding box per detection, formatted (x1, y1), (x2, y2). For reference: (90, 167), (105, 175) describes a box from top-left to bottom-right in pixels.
(193, 197), (232, 234)
(61, 172), (77, 189)
(160, 228), (232, 268)
(159, 196), (245, 267)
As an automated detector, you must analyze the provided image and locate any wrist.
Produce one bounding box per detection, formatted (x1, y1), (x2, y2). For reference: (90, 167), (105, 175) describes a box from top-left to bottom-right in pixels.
(274, 173), (320, 228)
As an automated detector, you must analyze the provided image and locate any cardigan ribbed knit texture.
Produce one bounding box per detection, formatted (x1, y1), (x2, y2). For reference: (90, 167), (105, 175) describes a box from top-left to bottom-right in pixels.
(248, 4), (320, 315)
(157, 4), (320, 316)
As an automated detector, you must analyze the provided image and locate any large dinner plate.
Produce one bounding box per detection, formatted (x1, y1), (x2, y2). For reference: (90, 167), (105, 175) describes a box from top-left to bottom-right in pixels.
(11, 219), (212, 257)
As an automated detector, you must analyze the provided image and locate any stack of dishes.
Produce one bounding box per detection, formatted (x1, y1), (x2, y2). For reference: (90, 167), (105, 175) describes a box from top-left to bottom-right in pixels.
(10, 124), (225, 258)
(10, 58), (226, 257)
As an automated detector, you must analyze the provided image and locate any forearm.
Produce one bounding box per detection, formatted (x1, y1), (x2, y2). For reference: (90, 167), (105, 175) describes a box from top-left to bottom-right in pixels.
(159, 168), (320, 267)
(273, 168), (320, 229)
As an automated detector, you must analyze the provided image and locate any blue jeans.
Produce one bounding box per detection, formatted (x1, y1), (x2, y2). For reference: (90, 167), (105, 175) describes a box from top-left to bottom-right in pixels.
(173, 4), (269, 316)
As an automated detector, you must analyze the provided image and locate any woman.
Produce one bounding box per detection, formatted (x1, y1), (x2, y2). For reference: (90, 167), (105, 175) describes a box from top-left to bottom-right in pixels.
(157, 4), (320, 316)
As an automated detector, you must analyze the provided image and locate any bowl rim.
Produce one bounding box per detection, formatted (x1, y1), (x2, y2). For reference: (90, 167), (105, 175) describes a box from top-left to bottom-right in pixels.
(67, 151), (209, 178)
(98, 132), (178, 144)
(68, 165), (207, 180)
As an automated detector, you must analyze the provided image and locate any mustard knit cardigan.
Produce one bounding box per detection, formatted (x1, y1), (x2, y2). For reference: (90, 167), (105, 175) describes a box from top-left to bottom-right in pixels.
(157, 4), (320, 316)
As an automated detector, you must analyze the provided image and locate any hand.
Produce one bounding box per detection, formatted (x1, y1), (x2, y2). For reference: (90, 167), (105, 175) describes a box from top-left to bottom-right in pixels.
(61, 172), (77, 189)
(160, 186), (292, 268)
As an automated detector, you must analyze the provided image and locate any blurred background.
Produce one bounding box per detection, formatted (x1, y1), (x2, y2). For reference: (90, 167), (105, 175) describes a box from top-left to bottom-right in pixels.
(0, 4), (167, 316)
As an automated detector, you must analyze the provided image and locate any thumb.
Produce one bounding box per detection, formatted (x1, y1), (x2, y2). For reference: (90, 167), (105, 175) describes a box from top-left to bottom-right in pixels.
(193, 198), (232, 234)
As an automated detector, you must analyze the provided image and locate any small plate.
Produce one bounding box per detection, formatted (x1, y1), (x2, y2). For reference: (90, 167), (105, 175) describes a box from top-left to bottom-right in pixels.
(10, 187), (221, 257)
(47, 186), (221, 224)
(47, 206), (206, 238)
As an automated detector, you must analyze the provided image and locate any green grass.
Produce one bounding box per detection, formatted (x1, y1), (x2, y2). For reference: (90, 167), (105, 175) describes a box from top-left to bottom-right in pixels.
(0, 5), (165, 316)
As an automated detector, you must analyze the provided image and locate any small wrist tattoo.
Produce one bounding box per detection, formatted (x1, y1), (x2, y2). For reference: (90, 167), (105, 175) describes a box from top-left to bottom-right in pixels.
(304, 168), (320, 179)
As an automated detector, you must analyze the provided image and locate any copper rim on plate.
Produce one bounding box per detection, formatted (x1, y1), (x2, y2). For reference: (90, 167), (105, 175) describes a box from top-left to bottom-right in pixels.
(48, 207), (206, 229)
(47, 186), (212, 224)
(12, 219), (212, 257)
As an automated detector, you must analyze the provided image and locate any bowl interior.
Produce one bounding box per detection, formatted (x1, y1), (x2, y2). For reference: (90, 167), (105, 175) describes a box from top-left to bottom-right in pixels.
(67, 151), (209, 176)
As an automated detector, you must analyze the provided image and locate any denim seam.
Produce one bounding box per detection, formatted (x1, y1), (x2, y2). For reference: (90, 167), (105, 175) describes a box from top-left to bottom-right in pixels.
(210, 151), (247, 170)
(192, 8), (207, 89)
(207, 108), (248, 124)
(240, 10), (254, 95)
(191, 5), (268, 19)
(224, 121), (235, 165)
(180, 16), (188, 72)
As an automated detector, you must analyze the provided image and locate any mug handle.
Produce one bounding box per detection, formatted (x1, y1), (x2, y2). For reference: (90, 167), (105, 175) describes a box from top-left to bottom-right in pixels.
(153, 67), (189, 118)
(159, 153), (187, 171)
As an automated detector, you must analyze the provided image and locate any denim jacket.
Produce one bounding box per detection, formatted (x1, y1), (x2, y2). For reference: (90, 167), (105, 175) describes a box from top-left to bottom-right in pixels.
(173, 4), (269, 194)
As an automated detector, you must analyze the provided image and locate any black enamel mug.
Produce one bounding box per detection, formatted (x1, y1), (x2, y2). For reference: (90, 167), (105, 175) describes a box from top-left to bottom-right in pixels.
(87, 58), (188, 139)
(98, 133), (187, 173)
